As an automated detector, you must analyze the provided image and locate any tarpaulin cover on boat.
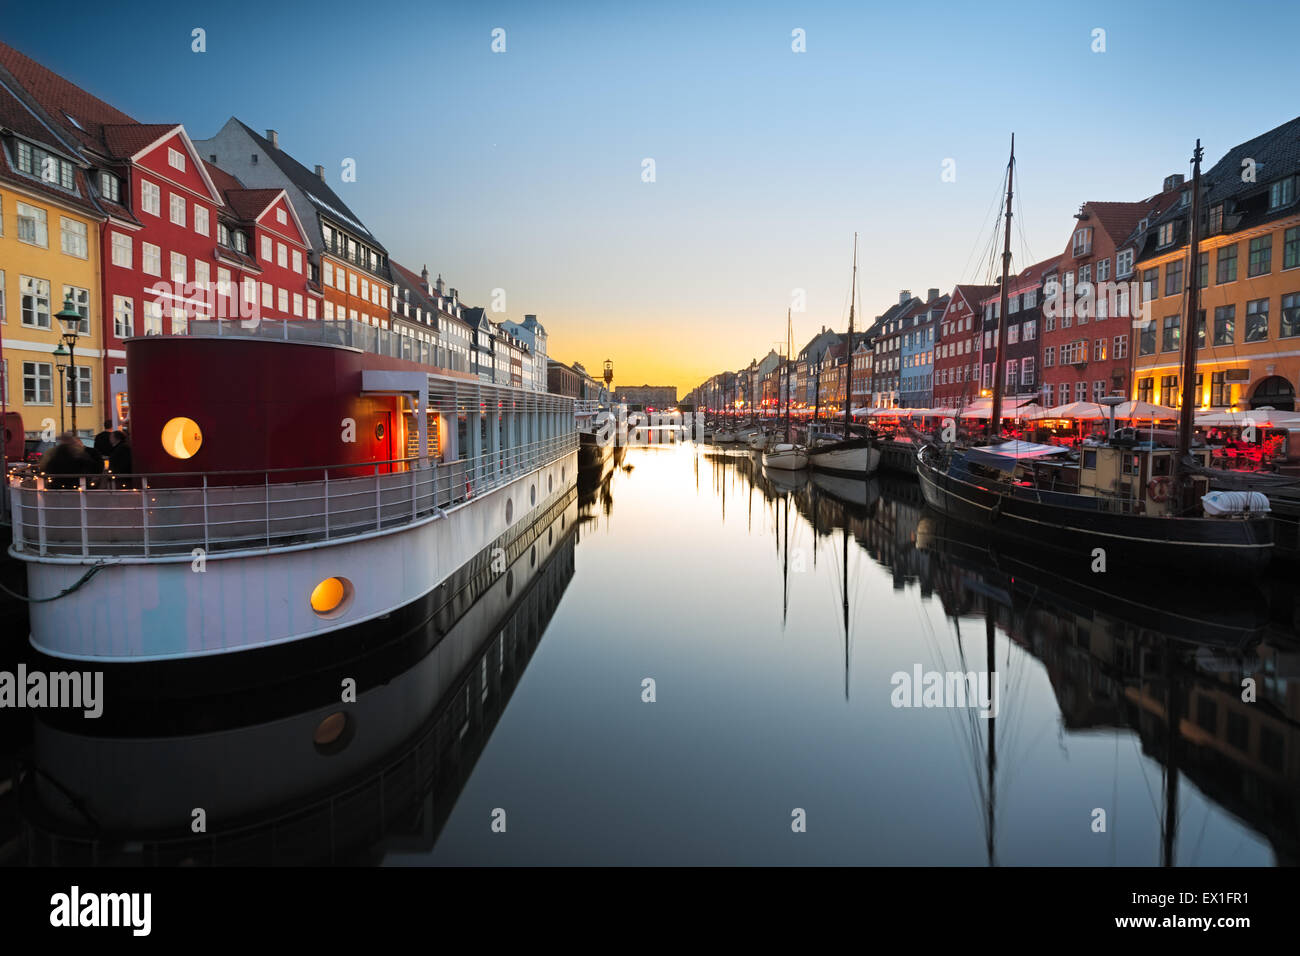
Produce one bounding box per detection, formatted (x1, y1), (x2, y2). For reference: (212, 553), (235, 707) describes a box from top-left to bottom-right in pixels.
(964, 440), (1071, 472)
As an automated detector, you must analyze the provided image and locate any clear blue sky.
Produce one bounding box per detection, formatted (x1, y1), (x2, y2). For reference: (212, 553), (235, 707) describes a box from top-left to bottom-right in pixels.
(5, 0), (1299, 392)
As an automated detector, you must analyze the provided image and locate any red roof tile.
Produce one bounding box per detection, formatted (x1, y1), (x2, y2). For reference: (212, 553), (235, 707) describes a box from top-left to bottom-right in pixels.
(101, 123), (179, 159)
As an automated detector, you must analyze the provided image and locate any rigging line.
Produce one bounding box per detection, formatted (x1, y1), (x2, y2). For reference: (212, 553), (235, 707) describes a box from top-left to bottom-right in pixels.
(960, 164), (1013, 284)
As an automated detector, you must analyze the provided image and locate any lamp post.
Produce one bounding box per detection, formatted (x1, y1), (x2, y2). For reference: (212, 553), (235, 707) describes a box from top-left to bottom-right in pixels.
(52, 341), (69, 434)
(54, 296), (83, 436)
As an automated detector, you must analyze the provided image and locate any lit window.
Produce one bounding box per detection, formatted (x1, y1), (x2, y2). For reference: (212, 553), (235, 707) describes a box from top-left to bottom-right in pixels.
(161, 417), (203, 458)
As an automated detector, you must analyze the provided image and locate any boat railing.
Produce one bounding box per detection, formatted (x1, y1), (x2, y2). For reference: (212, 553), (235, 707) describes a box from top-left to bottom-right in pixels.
(8, 432), (578, 560)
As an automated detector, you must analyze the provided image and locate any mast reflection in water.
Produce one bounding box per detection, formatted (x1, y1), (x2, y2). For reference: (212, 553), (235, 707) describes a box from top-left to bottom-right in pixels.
(7, 441), (1299, 865)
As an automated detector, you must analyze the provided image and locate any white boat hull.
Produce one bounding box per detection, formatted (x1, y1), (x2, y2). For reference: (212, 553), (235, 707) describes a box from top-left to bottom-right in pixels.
(762, 447), (808, 470)
(808, 443), (881, 477)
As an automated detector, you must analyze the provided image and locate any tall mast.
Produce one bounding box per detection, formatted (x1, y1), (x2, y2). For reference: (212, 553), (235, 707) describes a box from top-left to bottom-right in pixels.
(989, 134), (1015, 439)
(785, 309), (793, 444)
(1175, 140), (1205, 509)
(845, 233), (858, 441)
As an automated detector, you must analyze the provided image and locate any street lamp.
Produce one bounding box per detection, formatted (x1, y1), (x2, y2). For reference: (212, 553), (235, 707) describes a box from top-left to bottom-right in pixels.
(52, 341), (69, 434)
(54, 296), (83, 435)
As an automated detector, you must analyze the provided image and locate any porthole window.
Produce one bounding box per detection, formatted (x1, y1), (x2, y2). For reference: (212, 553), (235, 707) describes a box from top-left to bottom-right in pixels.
(161, 416), (203, 459)
(530, 545), (536, 568)
(530, 484), (536, 506)
(310, 576), (354, 619)
(375, 420), (386, 440)
(505, 497), (514, 523)
(548, 474), (553, 493)
(505, 568), (515, 597)
(313, 711), (355, 756)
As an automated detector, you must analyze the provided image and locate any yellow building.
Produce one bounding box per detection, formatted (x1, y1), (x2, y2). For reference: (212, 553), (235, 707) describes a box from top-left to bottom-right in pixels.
(1131, 117), (1300, 411)
(1, 141), (106, 442)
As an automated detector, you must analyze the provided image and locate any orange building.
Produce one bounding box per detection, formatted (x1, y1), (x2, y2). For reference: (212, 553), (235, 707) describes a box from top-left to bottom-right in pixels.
(1132, 116), (1300, 411)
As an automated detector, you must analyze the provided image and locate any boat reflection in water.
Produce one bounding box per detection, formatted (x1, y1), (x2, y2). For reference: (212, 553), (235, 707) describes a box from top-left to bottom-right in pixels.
(21, 487), (590, 865)
(717, 448), (1300, 866)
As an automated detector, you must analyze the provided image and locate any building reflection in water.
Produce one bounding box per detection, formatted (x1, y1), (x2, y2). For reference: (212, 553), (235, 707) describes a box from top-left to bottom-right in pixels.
(706, 444), (1300, 866)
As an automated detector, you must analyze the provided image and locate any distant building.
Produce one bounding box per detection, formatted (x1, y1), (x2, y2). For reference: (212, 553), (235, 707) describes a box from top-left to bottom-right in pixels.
(614, 384), (678, 408)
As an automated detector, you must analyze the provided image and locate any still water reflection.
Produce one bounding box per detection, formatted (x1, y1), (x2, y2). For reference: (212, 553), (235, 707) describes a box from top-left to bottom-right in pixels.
(8, 442), (1299, 865)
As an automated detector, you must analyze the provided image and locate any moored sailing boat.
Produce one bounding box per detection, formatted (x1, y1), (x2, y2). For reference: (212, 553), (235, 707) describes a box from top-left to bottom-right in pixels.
(808, 234), (881, 479)
(915, 137), (1272, 577)
(764, 309), (810, 471)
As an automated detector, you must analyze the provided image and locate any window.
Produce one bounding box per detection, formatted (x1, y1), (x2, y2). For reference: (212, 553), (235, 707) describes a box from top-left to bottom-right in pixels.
(261, 283), (272, 308)
(218, 222), (230, 246)
(1007, 324), (1019, 345)
(1020, 356), (1034, 384)
(292, 250), (302, 274)
(1165, 260), (1183, 297)
(142, 242), (161, 276)
(1161, 314), (1180, 352)
(1023, 319), (1036, 341)
(293, 293), (303, 317)
(1043, 384), (1054, 406)
(141, 179), (160, 216)
(60, 217), (88, 258)
(1245, 298), (1269, 342)
(1116, 249), (1134, 279)
(99, 171), (120, 202)
(1073, 227), (1093, 257)
(1157, 222), (1175, 247)
(1195, 309), (1206, 349)
(232, 230), (247, 253)
(277, 242), (287, 268)
(66, 365), (92, 406)
(1024, 288), (1037, 309)
(243, 277), (257, 307)
(0, 271), (4, 323)
(306, 298), (317, 320)
(1079, 264), (1092, 285)
(143, 300), (163, 334)
(1248, 236), (1272, 277)
(171, 307), (187, 335)
(1138, 320), (1156, 356)
(1093, 338), (1107, 361)
(1160, 375), (1179, 407)
(170, 193), (186, 226)
(1142, 267), (1159, 302)
(1214, 305), (1235, 346)
(1285, 227), (1299, 270)
(16, 202), (48, 247)
(113, 295), (134, 337)
(170, 251), (186, 283)
(324, 261), (333, 286)
(1211, 370), (1240, 408)
(1280, 293), (1300, 339)
(194, 259), (210, 289)
(349, 272), (358, 296)
(276, 208), (287, 224)
(20, 276), (50, 328)
(1005, 360), (1017, 388)
(14, 143), (73, 190)
(1113, 335), (1128, 359)
(278, 288), (288, 313)
(194, 205), (209, 236)
(1075, 382), (1087, 402)
(168, 147), (186, 171)
(61, 285), (90, 333)
(1197, 251), (1209, 288)
(1097, 257), (1110, 281)
(361, 278), (369, 301)
(324, 300), (335, 320)
(261, 235), (273, 262)
(217, 267), (231, 299)
(1092, 380), (1105, 401)
(1216, 243), (1237, 284)
(111, 232), (132, 268)
(22, 361), (52, 404)
(1269, 176), (1296, 209)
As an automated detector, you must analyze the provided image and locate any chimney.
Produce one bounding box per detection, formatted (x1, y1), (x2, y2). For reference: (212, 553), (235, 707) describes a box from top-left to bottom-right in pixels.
(266, 129), (279, 149)
(314, 164), (325, 182)
(209, 153), (217, 163)
(1163, 173), (1185, 192)
(420, 264), (429, 281)
(899, 290), (911, 305)
(927, 287), (939, 301)
(450, 287), (458, 306)
(435, 273), (445, 295)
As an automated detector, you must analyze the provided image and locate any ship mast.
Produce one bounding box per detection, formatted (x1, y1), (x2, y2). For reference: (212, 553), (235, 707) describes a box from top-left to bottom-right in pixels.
(785, 308), (793, 444)
(845, 233), (858, 442)
(988, 134), (1015, 439)
(1175, 140), (1205, 512)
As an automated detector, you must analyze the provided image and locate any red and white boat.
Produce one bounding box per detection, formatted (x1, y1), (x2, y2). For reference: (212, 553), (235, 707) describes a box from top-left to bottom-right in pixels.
(7, 320), (578, 663)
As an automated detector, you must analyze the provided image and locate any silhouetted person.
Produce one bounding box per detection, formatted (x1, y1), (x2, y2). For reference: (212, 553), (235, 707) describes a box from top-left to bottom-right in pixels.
(93, 419), (114, 458)
(108, 430), (133, 485)
(39, 432), (100, 489)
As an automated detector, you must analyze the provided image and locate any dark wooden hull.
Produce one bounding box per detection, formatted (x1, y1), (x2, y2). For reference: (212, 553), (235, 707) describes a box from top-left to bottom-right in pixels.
(915, 446), (1273, 578)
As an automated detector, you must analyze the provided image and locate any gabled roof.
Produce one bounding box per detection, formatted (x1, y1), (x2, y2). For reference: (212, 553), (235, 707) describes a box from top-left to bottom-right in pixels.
(233, 119), (384, 249)
(0, 81), (100, 216)
(100, 123), (178, 159)
(950, 284), (998, 313)
(224, 187), (284, 222)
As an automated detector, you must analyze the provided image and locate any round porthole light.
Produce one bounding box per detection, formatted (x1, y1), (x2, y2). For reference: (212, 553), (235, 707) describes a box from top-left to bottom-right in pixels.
(505, 498), (514, 523)
(161, 417), (203, 459)
(313, 711), (354, 755)
(310, 576), (354, 618)
(530, 484), (537, 506)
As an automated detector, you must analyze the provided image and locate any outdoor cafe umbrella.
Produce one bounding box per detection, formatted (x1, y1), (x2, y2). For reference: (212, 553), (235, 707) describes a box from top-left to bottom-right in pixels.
(1113, 400), (1178, 420)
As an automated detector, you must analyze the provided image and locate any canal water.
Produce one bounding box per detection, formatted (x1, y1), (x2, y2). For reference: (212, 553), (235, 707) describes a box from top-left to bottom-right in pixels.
(4, 441), (1297, 865)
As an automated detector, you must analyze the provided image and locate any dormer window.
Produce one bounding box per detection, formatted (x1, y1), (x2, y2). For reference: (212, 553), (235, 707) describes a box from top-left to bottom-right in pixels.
(99, 171), (120, 202)
(15, 141), (75, 191)
(1137, 217), (1149, 233)
(1157, 222), (1176, 247)
(1179, 189), (1190, 207)
(218, 222), (230, 246)
(232, 230), (248, 253)
(1208, 204), (1224, 234)
(1072, 227), (1093, 257)
(1270, 176), (1296, 210)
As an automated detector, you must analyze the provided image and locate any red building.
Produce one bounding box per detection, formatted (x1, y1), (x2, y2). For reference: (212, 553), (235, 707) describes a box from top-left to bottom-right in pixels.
(976, 257), (1057, 407)
(1040, 188), (1180, 408)
(932, 284), (996, 409)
